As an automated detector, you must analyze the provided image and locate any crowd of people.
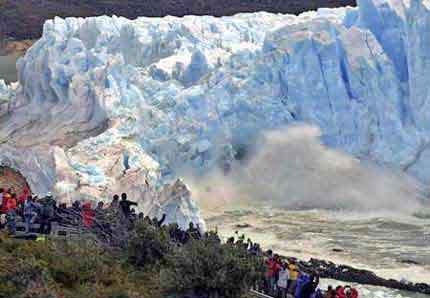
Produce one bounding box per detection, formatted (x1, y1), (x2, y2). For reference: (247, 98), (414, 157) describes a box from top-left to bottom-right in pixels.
(0, 185), (359, 298)
(258, 248), (359, 298)
(222, 232), (359, 298)
(0, 187), (164, 237)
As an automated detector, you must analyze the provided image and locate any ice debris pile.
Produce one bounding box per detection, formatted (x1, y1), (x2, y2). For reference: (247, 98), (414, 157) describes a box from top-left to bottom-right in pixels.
(1, 0), (430, 225)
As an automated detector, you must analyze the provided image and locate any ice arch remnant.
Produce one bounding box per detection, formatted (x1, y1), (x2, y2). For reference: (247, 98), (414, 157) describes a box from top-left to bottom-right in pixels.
(0, 166), (31, 195)
(0, 0), (430, 217)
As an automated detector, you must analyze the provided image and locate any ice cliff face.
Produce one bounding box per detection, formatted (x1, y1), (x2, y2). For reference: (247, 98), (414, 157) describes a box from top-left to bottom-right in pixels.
(1, 0), (430, 225)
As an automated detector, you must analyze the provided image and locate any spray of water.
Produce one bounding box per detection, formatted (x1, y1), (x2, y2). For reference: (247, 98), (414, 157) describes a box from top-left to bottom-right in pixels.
(185, 125), (425, 213)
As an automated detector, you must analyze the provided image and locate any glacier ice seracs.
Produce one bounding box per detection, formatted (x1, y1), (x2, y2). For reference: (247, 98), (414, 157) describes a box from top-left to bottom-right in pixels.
(1, 0), (430, 226)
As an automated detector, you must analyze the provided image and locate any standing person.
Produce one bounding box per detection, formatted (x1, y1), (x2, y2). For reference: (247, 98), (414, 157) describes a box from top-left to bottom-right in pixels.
(277, 262), (290, 298)
(1, 189), (9, 214)
(325, 285), (336, 298)
(23, 195), (38, 233)
(344, 286), (358, 298)
(350, 287), (358, 298)
(18, 187), (30, 207)
(0, 188), (4, 213)
(301, 275), (320, 298)
(39, 194), (55, 234)
(56, 203), (70, 225)
(5, 193), (17, 234)
(110, 195), (120, 209)
(266, 254), (282, 295)
(187, 222), (201, 239)
(119, 193), (137, 218)
(288, 259), (299, 294)
(94, 201), (105, 222)
(336, 286), (346, 298)
(82, 202), (95, 228)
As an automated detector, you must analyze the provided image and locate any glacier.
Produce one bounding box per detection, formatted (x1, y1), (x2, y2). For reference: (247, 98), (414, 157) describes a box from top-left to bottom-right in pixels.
(1, 0), (430, 226)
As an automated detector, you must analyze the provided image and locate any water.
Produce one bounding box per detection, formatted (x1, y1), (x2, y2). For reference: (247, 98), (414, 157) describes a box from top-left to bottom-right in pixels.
(0, 54), (19, 83)
(203, 206), (430, 297)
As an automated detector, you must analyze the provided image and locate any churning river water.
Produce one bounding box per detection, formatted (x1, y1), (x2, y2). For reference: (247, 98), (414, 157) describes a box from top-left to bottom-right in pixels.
(204, 206), (430, 298)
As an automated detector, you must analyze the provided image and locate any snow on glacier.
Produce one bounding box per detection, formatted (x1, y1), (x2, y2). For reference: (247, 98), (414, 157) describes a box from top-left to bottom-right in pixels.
(1, 0), (430, 225)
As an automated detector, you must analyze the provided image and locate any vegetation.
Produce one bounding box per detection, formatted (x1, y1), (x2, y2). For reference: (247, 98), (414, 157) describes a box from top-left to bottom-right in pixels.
(161, 238), (265, 298)
(0, 232), (160, 298)
(0, 221), (264, 298)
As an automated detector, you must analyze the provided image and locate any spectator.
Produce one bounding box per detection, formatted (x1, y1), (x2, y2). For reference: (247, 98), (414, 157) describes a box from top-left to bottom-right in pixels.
(18, 187), (30, 206)
(325, 285), (336, 298)
(56, 202), (71, 225)
(187, 222), (201, 240)
(5, 193), (17, 234)
(82, 202), (95, 228)
(39, 194), (55, 234)
(302, 275), (320, 298)
(288, 259), (299, 294)
(277, 262), (290, 298)
(119, 193), (137, 218)
(1, 189), (9, 213)
(23, 195), (38, 233)
(94, 201), (105, 222)
(266, 253), (282, 295)
(0, 188), (3, 211)
(110, 194), (119, 209)
(336, 286), (346, 298)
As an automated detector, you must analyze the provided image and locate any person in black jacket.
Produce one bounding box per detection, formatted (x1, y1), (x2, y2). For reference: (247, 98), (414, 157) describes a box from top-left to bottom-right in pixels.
(119, 193), (137, 218)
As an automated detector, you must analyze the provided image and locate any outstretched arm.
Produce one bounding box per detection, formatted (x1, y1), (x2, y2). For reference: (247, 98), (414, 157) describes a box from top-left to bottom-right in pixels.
(157, 213), (167, 227)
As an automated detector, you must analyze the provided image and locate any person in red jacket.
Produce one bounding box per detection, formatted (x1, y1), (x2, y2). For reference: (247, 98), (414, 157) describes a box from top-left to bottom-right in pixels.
(265, 253), (282, 295)
(82, 201), (95, 228)
(350, 288), (359, 298)
(336, 286), (346, 298)
(345, 286), (359, 298)
(18, 187), (30, 206)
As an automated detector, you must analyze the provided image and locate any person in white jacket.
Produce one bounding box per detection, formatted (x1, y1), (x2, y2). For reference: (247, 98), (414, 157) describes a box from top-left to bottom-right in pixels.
(277, 262), (290, 298)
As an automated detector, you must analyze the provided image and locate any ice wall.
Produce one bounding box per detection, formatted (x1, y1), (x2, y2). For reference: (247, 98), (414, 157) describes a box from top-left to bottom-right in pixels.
(0, 0), (430, 222)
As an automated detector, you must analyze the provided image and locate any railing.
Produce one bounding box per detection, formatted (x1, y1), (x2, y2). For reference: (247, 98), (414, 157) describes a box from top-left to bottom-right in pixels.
(249, 289), (275, 298)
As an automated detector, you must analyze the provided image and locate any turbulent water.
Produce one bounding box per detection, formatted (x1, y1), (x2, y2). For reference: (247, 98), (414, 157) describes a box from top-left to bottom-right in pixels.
(204, 206), (430, 297)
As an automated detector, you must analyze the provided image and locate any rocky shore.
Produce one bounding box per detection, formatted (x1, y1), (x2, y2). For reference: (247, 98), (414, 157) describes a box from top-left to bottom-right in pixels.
(299, 258), (430, 295)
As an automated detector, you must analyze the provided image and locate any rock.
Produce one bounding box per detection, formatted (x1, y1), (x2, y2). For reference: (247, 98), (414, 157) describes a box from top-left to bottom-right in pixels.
(298, 258), (430, 295)
(332, 248), (344, 252)
(235, 223), (252, 229)
(401, 259), (421, 265)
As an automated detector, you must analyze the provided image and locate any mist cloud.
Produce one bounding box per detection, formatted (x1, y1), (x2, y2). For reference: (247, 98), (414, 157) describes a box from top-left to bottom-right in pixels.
(186, 125), (424, 212)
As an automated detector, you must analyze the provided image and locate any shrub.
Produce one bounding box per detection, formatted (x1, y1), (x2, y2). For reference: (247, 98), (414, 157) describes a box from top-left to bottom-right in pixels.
(127, 221), (172, 268)
(160, 239), (265, 298)
(0, 232), (159, 298)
